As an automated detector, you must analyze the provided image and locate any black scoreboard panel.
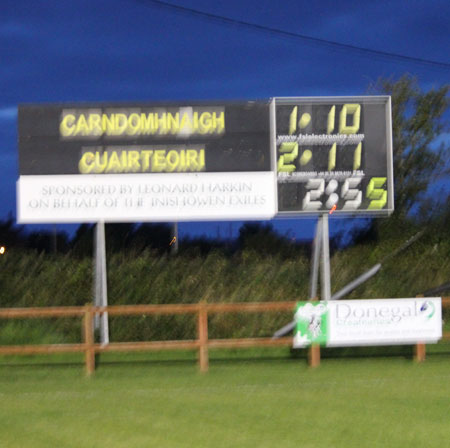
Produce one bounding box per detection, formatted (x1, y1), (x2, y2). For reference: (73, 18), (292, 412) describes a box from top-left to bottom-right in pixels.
(274, 97), (393, 216)
(18, 97), (394, 220)
(18, 102), (271, 176)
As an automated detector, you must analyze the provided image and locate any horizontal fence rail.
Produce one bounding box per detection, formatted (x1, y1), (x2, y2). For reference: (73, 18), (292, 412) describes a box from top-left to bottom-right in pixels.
(0, 298), (449, 375)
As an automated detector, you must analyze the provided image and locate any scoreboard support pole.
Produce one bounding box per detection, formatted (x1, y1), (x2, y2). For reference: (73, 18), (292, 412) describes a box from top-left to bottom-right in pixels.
(309, 214), (332, 302)
(306, 214), (331, 367)
(320, 214), (331, 302)
(171, 222), (179, 255)
(273, 214), (335, 341)
(94, 221), (110, 346)
(309, 218), (321, 300)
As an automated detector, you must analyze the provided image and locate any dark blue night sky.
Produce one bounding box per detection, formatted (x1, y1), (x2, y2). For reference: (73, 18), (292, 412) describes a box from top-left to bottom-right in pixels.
(1, 0), (449, 240)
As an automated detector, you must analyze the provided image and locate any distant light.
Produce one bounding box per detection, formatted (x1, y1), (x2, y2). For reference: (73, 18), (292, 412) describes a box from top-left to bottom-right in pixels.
(0, 246), (5, 255)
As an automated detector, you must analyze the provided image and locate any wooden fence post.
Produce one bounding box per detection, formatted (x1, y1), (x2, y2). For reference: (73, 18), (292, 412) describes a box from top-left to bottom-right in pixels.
(198, 302), (209, 373)
(415, 295), (426, 363)
(84, 304), (95, 376)
(415, 343), (426, 363)
(308, 344), (320, 368)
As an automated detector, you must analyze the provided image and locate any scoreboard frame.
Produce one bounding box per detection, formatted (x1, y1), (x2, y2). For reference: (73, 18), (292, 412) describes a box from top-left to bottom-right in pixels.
(272, 96), (394, 217)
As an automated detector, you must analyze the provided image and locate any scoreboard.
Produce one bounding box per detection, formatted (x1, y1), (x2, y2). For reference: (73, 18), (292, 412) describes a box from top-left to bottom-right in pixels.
(274, 96), (393, 216)
(17, 96), (393, 223)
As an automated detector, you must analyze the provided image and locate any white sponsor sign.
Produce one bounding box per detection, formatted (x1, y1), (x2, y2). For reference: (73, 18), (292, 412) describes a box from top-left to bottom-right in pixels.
(294, 298), (442, 348)
(17, 172), (276, 223)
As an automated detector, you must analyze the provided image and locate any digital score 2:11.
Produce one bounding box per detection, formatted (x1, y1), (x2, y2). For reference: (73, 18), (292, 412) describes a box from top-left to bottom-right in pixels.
(275, 97), (393, 215)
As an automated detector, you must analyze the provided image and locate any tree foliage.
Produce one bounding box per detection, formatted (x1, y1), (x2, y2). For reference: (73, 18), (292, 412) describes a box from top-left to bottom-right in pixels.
(371, 75), (449, 218)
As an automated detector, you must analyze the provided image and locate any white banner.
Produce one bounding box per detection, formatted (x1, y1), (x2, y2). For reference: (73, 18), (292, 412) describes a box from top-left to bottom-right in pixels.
(17, 172), (277, 223)
(294, 298), (442, 348)
(328, 298), (442, 346)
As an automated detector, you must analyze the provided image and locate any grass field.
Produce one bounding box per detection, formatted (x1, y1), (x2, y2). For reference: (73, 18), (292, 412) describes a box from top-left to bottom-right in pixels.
(1, 349), (450, 447)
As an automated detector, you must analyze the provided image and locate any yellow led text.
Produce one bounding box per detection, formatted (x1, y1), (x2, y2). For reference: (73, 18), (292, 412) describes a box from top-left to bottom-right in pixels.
(61, 109), (225, 138)
(79, 148), (205, 174)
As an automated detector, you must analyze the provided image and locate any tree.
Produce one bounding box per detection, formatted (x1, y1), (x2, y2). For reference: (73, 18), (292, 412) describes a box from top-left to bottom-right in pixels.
(237, 222), (313, 258)
(0, 216), (25, 248)
(26, 230), (69, 254)
(370, 75), (449, 218)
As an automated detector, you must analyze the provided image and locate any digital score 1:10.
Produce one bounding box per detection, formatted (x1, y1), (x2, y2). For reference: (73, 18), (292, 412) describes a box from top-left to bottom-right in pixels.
(277, 102), (388, 212)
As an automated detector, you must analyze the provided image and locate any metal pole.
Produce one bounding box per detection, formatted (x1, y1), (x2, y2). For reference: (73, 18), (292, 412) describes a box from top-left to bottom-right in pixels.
(94, 222), (109, 345)
(330, 264), (381, 301)
(171, 222), (179, 254)
(320, 214), (331, 301)
(52, 225), (57, 254)
(272, 216), (323, 340)
(99, 222), (109, 345)
(93, 224), (101, 330)
(309, 217), (322, 300)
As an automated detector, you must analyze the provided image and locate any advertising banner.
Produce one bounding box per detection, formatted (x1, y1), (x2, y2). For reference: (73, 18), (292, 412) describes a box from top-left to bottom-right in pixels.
(18, 172), (274, 223)
(293, 298), (442, 348)
(17, 101), (275, 222)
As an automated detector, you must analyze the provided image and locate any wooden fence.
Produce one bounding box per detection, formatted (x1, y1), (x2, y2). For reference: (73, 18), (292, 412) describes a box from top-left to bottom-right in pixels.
(0, 298), (448, 375)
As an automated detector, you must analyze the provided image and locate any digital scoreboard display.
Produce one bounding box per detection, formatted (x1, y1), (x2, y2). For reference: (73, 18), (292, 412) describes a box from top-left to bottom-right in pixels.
(17, 96), (394, 223)
(18, 102), (270, 175)
(274, 97), (393, 216)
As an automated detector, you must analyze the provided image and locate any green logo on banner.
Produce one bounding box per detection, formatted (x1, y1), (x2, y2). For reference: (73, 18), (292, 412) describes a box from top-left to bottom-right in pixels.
(293, 302), (329, 347)
(420, 300), (435, 320)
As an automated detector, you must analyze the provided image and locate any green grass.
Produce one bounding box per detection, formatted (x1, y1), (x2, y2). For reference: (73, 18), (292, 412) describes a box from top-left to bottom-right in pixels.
(1, 350), (450, 447)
